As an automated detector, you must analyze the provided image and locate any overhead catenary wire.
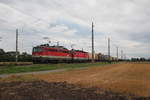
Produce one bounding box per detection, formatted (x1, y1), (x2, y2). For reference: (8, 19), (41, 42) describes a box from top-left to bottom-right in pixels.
(1, 3), (99, 54)
(1, 3), (128, 59)
(0, 3), (103, 55)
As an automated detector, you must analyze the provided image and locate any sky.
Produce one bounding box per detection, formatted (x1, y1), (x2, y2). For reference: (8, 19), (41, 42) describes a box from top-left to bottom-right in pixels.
(0, 0), (150, 59)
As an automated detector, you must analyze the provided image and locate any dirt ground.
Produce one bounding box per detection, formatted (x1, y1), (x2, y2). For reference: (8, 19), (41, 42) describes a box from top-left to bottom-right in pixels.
(0, 63), (150, 100)
(34, 63), (150, 97)
(0, 80), (149, 100)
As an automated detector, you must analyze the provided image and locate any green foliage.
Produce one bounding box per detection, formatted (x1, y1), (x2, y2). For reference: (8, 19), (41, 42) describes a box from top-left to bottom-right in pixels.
(0, 62), (110, 74)
(0, 49), (32, 62)
(131, 57), (148, 62)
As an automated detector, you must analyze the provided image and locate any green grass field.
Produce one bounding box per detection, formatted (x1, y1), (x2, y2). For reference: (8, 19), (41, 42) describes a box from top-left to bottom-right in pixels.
(0, 62), (113, 75)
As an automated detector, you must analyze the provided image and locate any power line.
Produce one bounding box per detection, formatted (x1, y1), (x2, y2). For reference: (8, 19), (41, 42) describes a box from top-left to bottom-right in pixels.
(2, 3), (127, 58)
(0, 4), (53, 38)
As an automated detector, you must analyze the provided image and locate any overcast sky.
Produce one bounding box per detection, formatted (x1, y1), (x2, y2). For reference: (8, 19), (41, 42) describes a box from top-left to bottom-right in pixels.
(0, 0), (150, 58)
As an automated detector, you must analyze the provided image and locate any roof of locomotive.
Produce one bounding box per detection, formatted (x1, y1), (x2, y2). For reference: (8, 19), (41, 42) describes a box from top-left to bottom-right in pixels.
(72, 49), (88, 53)
(34, 44), (68, 50)
(34, 44), (88, 53)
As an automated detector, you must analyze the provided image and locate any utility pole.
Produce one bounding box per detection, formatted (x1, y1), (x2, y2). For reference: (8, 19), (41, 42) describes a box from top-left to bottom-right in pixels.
(121, 50), (123, 60)
(91, 22), (94, 62)
(108, 38), (110, 61)
(16, 29), (18, 63)
(116, 46), (118, 60)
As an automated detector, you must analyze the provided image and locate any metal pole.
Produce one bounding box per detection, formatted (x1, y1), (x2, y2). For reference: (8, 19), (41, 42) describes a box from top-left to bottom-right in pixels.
(121, 50), (123, 60)
(16, 29), (18, 63)
(116, 46), (118, 60)
(92, 22), (94, 62)
(108, 38), (110, 61)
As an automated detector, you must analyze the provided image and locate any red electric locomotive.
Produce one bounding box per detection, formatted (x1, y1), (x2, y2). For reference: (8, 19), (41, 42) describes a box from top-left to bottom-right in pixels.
(72, 50), (89, 62)
(32, 44), (89, 63)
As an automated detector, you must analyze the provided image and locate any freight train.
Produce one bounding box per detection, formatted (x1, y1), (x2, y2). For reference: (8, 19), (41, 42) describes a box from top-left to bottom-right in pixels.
(32, 44), (117, 63)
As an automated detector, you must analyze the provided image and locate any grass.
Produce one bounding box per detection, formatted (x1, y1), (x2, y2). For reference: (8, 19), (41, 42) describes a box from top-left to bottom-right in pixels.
(0, 62), (114, 75)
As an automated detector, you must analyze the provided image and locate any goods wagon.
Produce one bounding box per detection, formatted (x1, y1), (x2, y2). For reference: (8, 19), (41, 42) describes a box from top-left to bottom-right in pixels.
(87, 53), (99, 61)
(72, 50), (89, 62)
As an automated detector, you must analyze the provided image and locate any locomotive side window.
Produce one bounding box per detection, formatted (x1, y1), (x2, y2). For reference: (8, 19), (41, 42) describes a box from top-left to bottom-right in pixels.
(33, 47), (43, 52)
(48, 49), (57, 52)
(48, 49), (69, 53)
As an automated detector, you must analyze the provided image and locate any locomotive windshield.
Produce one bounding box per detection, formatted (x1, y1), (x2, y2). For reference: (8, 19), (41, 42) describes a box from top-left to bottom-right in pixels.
(33, 47), (43, 52)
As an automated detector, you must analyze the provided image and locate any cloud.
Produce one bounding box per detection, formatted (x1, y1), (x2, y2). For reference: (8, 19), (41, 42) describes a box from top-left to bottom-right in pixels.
(0, 0), (150, 58)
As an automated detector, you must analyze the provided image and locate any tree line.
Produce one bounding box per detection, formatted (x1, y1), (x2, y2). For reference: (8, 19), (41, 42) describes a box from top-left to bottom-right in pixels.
(0, 48), (149, 62)
(0, 49), (32, 62)
(131, 57), (150, 62)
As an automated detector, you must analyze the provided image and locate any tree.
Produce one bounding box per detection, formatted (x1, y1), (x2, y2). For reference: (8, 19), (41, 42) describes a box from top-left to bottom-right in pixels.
(0, 49), (5, 54)
(0, 49), (32, 62)
(140, 57), (146, 61)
